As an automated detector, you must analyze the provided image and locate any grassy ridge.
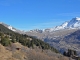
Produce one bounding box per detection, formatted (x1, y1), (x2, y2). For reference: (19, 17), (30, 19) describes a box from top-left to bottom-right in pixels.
(0, 24), (59, 53)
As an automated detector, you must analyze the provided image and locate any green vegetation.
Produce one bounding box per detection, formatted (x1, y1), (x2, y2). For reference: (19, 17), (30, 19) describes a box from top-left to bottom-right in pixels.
(63, 49), (77, 57)
(0, 24), (14, 33)
(0, 24), (59, 53)
(1, 36), (11, 46)
(63, 49), (80, 60)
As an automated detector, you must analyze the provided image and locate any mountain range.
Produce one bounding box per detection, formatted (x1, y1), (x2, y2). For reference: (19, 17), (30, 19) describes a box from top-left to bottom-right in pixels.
(28, 17), (80, 33)
(0, 22), (65, 60)
(26, 17), (80, 56)
(1, 17), (80, 33)
(0, 17), (80, 56)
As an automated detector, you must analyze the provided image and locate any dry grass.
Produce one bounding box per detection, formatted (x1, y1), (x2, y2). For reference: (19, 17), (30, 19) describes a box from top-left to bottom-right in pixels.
(0, 44), (19, 60)
(0, 43), (71, 60)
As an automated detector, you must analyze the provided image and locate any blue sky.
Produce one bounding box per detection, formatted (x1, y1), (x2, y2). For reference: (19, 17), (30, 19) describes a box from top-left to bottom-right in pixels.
(0, 0), (80, 31)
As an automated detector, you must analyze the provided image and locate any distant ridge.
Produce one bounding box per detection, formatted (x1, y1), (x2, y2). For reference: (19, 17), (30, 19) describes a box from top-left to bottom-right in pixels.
(28, 17), (80, 33)
(26, 17), (80, 56)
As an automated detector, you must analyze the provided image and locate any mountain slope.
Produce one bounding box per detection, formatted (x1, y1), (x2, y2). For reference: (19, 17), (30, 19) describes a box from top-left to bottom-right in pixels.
(0, 44), (19, 60)
(53, 17), (80, 30)
(0, 23), (72, 60)
(67, 17), (80, 28)
(0, 24), (15, 33)
(63, 30), (80, 51)
(26, 17), (80, 55)
(0, 22), (25, 34)
(0, 22), (16, 31)
(0, 23), (59, 53)
(0, 42), (71, 60)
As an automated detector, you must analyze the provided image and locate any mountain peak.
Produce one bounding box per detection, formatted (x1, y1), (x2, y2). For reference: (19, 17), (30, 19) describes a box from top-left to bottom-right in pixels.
(28, 17), (80, 33)
(73, 17), (80, 21)
(44, 17), (80, 32)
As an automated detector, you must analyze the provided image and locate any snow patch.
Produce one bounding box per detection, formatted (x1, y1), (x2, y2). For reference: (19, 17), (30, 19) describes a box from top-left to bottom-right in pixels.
(75, 17), (80, 20)
(28, 17), (80, 33)
(8, 26), (16, 31)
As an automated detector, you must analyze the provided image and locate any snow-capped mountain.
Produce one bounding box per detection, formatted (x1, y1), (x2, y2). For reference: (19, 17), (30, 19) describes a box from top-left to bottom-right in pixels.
(0, 22), (16, 31)
(1, 17), (80, 33)
(67, 17), (80, 28)
(29, 17), (80, 33)
(44, 22), (68, 32)
(44, 17), (80, 32)
(26, 17), (80, 55)
(8, 26), (16, 31)
(0, 22), (25, 34)
(29, 29), (43, 33)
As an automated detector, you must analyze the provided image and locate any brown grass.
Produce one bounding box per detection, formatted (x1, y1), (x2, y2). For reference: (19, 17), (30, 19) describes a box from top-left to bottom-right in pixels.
(0, 43), (71, 60)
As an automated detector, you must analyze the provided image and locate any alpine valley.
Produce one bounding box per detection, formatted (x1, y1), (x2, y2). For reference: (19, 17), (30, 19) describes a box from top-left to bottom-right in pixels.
(0, 17), (80, 60)
(26, 17), (80, 56)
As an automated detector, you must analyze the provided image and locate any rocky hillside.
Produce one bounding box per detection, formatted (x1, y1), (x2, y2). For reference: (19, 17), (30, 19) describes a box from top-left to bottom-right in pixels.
(0, 42), (72, 60)
(26, 17), (80, 55)
(0, 20), (78, 60)
(0, 23), (59, 53)
(62, 30), (80, 55)
(0, 23), (71, 60)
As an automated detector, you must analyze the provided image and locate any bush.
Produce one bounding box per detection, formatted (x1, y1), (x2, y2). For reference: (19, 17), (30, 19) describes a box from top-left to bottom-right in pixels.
(1, 37), (11, 46)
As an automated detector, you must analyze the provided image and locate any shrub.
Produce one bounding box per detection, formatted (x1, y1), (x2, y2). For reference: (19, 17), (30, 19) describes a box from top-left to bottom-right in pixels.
(1, 37), (11, 46)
